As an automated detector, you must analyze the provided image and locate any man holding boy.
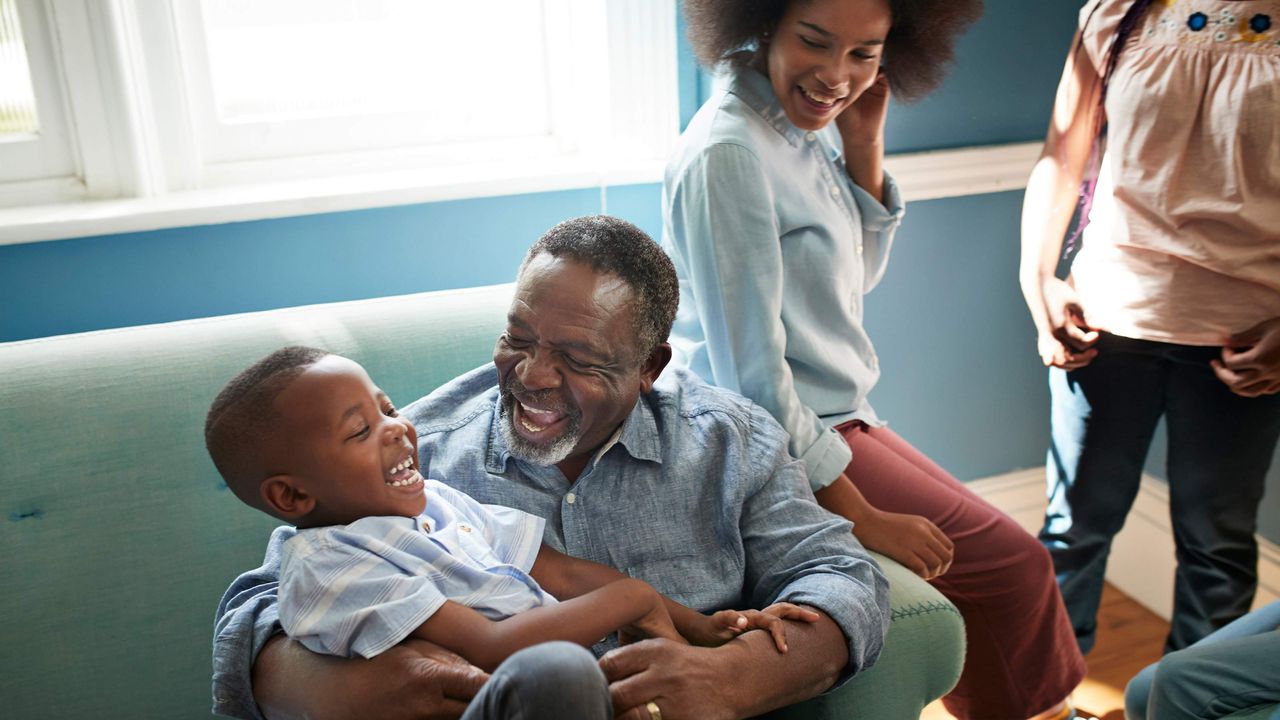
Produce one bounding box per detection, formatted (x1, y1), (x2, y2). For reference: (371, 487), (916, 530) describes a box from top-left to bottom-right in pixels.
(214, 215), (890, 720)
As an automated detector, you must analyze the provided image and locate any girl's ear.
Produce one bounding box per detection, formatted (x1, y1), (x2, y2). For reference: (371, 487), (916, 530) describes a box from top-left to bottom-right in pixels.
(260, 475), (315, 519)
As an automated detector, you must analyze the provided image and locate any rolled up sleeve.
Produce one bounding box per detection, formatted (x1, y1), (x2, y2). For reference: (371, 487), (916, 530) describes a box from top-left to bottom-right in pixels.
(738, 405), (890, 685)
(849, 171), (904, 292)
(212, 525), (294, 720)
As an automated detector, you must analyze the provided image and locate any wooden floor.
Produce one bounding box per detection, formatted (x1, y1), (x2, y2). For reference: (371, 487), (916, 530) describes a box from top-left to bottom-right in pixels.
(922, 584), (1169, 720)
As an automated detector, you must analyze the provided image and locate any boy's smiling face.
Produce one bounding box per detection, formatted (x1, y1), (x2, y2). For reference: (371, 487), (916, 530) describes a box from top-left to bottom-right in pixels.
(264, 355), (425, 526)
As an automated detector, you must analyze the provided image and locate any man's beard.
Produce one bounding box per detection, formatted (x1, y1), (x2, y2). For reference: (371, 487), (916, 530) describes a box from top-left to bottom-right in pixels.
(498, 377), (584, 467)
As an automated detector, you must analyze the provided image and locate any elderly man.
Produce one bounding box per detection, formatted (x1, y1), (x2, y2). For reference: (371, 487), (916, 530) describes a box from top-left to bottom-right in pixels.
(213, 216), (890, 720)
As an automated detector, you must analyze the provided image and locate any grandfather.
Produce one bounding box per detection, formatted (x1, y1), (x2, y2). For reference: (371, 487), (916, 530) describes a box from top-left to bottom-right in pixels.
(213, 215), (889, 720)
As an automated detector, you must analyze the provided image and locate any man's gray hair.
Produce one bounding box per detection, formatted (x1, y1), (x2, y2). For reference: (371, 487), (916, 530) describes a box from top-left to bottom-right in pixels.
(521, 215), (679, 360)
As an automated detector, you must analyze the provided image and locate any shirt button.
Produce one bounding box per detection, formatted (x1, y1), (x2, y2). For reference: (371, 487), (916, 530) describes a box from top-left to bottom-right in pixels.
(856, 243), (863, 255)
(829, 185), (840, 198)
(566, 492), (577, 505)
(805, 131), (817, 142)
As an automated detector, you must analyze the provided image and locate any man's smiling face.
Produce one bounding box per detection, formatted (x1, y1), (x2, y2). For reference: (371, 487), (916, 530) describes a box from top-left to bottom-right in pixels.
(493, 253), (658, 473)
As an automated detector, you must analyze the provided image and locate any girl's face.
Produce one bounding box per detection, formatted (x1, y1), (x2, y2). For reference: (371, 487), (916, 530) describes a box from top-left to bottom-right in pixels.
(764, 0), (892, 131)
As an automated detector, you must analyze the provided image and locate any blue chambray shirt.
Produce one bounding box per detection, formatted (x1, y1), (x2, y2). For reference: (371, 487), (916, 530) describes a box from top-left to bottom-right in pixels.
(662, 66), (906, 493)
(212, 364), (889, 719)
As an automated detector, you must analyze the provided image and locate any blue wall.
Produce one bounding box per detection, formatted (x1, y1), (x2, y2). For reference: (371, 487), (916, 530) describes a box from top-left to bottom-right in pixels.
(2, 0), (1277, 539)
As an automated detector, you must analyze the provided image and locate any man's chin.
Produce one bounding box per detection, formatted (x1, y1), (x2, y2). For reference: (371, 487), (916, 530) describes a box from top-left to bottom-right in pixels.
(498, 406), (580, 466)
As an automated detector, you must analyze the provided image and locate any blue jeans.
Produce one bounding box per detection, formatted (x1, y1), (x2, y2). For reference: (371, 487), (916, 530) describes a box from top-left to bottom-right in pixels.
(1041, 333), (1280, 653)
(1124, 601), (1280, 720)
(462, 642), (611, 720)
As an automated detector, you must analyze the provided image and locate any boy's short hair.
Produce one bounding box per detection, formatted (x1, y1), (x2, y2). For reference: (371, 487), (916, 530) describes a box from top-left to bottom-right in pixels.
(205, 346), (331, 512)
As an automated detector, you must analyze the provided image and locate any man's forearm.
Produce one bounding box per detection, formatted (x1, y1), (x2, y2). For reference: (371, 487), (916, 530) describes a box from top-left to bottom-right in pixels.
(252, 634), (488, 720)
(253, 634), (344, 720)
(718, 613), (848, 716)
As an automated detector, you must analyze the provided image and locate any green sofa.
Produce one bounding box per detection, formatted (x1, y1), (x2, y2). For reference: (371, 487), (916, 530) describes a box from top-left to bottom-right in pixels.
(0, 283), (964, 718)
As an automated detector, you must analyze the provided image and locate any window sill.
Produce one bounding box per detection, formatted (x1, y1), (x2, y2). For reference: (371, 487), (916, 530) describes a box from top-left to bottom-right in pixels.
(0, 141), (1042, 246)
(0, 156), (667, 246)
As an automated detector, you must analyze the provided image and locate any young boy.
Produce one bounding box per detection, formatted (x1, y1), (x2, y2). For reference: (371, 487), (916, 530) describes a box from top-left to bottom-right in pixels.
(205, 346), (812, 671)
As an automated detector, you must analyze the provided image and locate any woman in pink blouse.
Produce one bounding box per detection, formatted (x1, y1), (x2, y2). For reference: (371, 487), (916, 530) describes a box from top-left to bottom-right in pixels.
(1020, 0), (1280, 655)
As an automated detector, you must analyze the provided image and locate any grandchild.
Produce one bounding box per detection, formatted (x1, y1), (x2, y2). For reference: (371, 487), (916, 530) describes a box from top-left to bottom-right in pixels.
(205, 346), (812, 673)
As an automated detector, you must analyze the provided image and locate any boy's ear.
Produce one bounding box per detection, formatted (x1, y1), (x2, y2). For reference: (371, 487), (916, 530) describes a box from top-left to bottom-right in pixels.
(260, 475), (315, 520)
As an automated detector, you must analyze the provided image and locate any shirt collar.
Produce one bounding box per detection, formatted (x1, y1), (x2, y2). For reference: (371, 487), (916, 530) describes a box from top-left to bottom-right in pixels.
(483, 390), (663, 474)
(728, 66), (832, 153)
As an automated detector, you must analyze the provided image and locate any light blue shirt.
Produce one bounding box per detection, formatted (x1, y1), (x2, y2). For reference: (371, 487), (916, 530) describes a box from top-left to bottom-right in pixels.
(212, 364), (889, 719)
(662, 67), (905, 492)
(278, 481), (551, 660)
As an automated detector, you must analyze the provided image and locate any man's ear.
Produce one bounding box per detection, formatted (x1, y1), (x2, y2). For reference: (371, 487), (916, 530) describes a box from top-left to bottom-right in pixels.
(638, 342), (673, 393)
(260, 475), (315, 520)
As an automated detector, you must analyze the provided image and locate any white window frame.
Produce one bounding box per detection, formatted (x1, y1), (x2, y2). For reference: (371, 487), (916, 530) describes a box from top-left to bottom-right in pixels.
(0, 0), (680, 244)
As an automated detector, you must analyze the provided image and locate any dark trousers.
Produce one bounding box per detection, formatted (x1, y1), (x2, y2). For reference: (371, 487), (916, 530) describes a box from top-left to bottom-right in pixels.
(462, 642), (612, 720)
(1041, 333), (1280, 653)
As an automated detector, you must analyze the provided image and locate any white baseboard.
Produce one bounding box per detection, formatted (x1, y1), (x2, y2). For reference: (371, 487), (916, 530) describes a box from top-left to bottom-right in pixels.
(969, 468), (1280, 620)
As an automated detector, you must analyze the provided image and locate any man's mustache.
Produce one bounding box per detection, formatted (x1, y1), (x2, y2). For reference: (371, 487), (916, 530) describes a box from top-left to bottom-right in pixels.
(501, 376), (578, 416)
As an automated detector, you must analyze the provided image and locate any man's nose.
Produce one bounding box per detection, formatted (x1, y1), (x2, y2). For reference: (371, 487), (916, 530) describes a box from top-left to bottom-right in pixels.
(518, 348), (562, 390)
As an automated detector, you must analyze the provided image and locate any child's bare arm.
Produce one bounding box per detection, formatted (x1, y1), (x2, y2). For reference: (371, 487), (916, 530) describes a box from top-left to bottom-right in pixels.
(528, 544), (817, 651)
(409, 577), (678, 672)
(529, 544), (717, 636)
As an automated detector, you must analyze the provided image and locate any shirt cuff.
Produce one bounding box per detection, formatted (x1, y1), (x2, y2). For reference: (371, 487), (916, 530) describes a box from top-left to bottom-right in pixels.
(212, 604), (281, 720)
(849, 171), (905, 232)
(800, 426), (854, 493)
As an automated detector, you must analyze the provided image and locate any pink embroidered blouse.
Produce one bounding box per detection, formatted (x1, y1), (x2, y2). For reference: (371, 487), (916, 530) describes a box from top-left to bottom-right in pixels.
(1073, 0), (1280, 345)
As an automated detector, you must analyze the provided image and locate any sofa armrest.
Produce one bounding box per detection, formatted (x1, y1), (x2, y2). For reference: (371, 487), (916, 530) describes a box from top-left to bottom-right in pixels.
(763, 552), (965, 719)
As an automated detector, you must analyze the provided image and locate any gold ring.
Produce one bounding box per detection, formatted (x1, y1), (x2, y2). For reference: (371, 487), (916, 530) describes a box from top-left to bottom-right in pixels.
(645, 700), (662, 720)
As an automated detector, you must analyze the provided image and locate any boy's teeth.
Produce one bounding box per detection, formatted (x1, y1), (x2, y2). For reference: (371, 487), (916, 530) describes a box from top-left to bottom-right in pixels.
(387, 469), (420, 487)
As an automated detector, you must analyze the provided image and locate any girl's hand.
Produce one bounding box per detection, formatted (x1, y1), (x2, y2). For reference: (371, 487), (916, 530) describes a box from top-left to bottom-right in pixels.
(1213, 317), (1280, 397)
(1036, 276), (1099, 369)
(854, 508), (954, 580)
(835, 70), (890, 147)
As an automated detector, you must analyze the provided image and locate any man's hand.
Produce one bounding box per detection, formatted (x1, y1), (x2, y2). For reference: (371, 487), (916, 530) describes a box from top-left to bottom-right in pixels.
(604, 608), (848, 720)
(1036, 277), (1099, 369)
(334, 639), (488, 720)
(853, 508), (954, 580)
(600, 639), (741, 720)
(1212, 317), (1280, 397)
(256, 636), (488, 720)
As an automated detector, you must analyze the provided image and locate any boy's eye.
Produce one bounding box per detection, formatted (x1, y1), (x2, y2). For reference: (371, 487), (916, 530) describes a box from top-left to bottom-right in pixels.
(383, 404), (399, 417)
(348, 425), (371, 441)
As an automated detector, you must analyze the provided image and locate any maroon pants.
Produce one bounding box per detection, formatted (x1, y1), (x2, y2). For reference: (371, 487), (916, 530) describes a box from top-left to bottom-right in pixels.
(838, 421), (1086, 720)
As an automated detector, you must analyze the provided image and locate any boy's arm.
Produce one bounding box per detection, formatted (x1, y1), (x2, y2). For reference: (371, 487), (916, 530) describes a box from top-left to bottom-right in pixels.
(528, 544), (799, 648)
(411, 577), (679, 672)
